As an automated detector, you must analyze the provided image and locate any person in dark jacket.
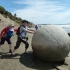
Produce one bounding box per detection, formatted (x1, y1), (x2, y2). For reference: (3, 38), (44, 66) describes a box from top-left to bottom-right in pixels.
(12, 20), (36, 55)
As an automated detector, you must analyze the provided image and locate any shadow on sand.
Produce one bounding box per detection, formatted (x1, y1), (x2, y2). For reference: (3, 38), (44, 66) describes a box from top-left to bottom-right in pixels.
(0, 51), (67, 70)
(19, 51), (65, 70)
(0, 52), (20, 59)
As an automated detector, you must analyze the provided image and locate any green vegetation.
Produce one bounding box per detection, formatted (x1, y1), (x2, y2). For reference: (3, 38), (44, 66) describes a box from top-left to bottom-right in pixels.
(0, 5), (34, 27)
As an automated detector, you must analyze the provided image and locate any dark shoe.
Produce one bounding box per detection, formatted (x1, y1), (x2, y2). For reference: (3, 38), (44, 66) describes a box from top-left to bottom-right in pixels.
(64, 62), (68, 65)
(9, 50), (12, 53)
(24, 51), (29, 54)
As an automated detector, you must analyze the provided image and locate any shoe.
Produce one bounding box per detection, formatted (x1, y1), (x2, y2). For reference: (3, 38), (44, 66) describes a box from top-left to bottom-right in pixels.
(64, 62), (68, 65)
(11, 53), (15, 56)
(9, 50), (12, 53)
(24, 51), (29, 54)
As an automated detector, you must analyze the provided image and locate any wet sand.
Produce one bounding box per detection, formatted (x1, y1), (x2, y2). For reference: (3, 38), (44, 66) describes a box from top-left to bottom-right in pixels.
(0, 26), (70, 70)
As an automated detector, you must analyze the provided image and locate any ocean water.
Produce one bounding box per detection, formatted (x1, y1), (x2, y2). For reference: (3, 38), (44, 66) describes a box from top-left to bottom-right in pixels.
(39, 24), (70, 33)
(58, 25), (70, 33)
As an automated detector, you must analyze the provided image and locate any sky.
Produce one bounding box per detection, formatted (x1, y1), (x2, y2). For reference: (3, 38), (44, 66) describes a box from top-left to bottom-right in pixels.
(0, 0), (70, 24)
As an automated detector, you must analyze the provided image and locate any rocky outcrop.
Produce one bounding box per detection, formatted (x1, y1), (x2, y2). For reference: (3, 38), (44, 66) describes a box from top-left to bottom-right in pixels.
(32, 25), (70, 62)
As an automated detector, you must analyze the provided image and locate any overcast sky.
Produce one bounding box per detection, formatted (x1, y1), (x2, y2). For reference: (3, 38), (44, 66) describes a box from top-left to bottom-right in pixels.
(0, 0), (70, 24)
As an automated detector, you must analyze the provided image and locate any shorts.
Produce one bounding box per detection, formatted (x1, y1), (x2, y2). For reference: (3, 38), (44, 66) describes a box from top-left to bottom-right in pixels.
(0, 37), (12, 45)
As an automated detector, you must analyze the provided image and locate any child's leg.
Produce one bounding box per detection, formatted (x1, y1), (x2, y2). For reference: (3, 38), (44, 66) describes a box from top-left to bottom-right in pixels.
(21, 39), (29, 53)
(6, 39), (12, 52)
(12, 37), (21, 55)
(0, 37), (5, 47)
(9, 44), (12, 53)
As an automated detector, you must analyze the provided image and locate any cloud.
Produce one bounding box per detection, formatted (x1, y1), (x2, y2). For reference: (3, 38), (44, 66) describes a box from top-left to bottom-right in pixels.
(12, 0), (70, 24)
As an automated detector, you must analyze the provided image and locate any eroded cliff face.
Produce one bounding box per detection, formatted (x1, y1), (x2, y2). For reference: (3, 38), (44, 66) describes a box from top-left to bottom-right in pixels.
(0, 14), (18, 31)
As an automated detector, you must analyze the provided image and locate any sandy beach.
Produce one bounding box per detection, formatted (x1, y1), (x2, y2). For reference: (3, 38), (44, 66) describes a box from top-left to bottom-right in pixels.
(0, 26), (70, 70)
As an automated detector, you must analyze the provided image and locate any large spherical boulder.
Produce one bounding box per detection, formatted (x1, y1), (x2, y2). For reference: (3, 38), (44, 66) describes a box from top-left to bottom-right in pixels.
(32, 25), (70, 62)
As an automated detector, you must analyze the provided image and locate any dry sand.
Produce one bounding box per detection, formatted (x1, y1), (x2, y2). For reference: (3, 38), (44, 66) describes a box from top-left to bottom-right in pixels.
(0, 26), (70, 70)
